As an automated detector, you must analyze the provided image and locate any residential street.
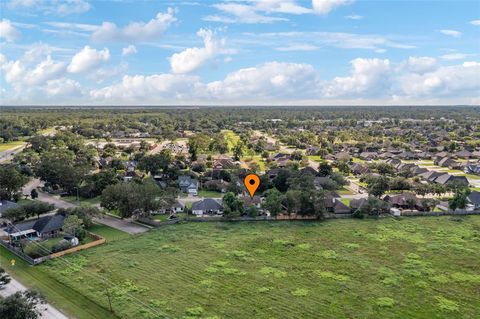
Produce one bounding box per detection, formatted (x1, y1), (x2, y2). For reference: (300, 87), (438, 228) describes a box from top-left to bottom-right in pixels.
(0, 275), (69, 319)
(22, 179), (149, 234)
(0, 144), (26, 164)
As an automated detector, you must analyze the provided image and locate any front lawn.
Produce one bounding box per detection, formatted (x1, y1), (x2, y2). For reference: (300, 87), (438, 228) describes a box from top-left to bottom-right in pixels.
(62, 196), (101, 206)
(7, 216), (479, 319)
(198, 190), (223, 198)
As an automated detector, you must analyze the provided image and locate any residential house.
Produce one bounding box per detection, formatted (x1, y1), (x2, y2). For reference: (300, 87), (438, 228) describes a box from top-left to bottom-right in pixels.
(384, 193), (424, 211)
(464, 164), (480, 175)
(358, 152), (378, 161)
(178, 175), (199, 195)
(324, 194), (351, 214)
(4, 214), (66, 241)
(213, 158), (237, 170)
(240, 196), (262, 211)
(0, 200), (19, 218)
(455, 150), (473, 159)
(191, 199), (224, 216)
(350, 163), (371, 176)
(419, 170), (445, 183)
(434, 174), (469, 187)
(350, 198), (367, 212)
(398, 151), (418, 160)
(466, 192), (480, 210)
(334, 152), (351, 161)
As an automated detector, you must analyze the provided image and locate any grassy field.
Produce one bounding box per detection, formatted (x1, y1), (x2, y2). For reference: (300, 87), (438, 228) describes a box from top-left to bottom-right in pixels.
(0, 224), (127, 319)
(0, 140), (25, 152)
(2, 217), (478, 319)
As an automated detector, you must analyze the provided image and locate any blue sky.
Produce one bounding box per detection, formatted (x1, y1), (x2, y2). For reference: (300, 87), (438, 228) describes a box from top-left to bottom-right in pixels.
(0, 0), (479, 105)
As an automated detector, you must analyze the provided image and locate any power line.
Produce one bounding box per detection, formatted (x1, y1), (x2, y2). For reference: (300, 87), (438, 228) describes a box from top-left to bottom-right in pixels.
(5, 220), (171, 319)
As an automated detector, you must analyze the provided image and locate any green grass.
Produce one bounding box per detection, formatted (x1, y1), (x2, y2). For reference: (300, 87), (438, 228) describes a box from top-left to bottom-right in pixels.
(0, 246), (119, 319)
(0, 140), (25, 152)
(307, 155), (322, 162)
(222, 129), (240, 153)
(87, 223), (131, 242)
(245, 155), (267, 172)
(198, 190), (223, 198)
(340, 198), (352, 206)
(7, 217), (479, 319)
(337, 187), (354, 195)
(351, 157), (366, 163)
(62, 196), (101, 206)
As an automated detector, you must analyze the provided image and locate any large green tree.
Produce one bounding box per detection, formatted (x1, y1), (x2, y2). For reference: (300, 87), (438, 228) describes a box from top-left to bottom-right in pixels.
(101, 181), (172, 218)
(0, 290), (46, 319)
(262, 188), (285, 216)
(0, 165), (28, 200)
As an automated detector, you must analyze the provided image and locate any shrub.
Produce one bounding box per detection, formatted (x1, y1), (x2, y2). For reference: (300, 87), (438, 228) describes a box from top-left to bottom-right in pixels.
(52, 240), (72, 253)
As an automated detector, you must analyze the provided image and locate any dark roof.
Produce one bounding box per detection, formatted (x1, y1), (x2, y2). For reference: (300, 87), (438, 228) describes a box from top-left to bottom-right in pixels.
(435, 174), (468, 185)
(350, 198), (367, 210)
(5, 214), (65, 235)
(332, 199), (351, 214)
(467, 192), (480, 205)
(0, 200), (20, 215)
(192, 199), (223, 211)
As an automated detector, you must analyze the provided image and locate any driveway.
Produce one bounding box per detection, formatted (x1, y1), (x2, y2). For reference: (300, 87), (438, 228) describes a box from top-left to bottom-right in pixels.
(94, 215), (149, 234)
(23, 179), (149, 234)
(0, 275), (69, 319)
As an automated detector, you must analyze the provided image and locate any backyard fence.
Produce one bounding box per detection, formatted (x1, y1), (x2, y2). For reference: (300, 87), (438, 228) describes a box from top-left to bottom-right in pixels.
(139, 209), (480, 227)
(0, 240), (47, 265)
(399, 209), (480, 217)
(49, 233), (105, 258)
(0, 231), (106, 265)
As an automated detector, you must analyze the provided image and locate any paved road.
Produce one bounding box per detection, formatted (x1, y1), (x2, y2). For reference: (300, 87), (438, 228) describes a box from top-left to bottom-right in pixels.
(94, 215), (149, 234)
(0, 144), (26, 163)
(22, 179), (148, 234)
(0, 275), (69, 319)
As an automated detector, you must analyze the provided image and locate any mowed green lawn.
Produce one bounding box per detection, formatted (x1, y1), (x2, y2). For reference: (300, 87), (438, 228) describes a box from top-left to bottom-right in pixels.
(0, 140), (25, 152)
(3, 217), (480, 319)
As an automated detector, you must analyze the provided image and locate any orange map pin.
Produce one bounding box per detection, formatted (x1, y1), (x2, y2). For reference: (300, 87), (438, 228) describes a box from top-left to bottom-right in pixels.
(244, 173), (260, 198)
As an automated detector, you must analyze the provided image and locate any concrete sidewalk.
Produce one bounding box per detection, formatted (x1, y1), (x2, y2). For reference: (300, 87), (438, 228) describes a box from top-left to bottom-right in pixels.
(0, 275), (69, 319)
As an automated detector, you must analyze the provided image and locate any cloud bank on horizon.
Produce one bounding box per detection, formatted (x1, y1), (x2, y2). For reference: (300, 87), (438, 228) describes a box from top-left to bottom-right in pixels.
(0, 0), (479, 105)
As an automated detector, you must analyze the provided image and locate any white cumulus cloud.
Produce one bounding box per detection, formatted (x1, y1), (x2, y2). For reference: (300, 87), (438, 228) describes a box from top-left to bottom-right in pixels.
(67, 46), (110, 73)
(92, 8), (176, 42)
(325, 58), (391, 97)
(207, 61), (320, 99)
(470, 20), (480, 26)
(312, 0), (354, 15)
(170, 28), (232, 74)
(122, 45), (137, 56)
(403, 56), (437, 74)
(90, 74), (203, 102)
(0, 19), (21, 42)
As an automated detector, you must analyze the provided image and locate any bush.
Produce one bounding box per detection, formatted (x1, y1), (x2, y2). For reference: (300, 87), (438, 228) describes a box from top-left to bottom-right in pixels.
(52, 240), (72, 253)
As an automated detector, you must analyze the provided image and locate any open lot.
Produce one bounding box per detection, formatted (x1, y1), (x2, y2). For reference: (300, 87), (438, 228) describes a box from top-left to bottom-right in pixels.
(2, 217), (478, 319)
(0, 140), (25, 152)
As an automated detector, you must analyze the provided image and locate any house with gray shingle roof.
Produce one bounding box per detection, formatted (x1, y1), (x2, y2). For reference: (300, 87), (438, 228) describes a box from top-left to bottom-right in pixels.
(4, 214), (66, 241)
(192, 199), (224, 216)
(0, 200), (19, 217)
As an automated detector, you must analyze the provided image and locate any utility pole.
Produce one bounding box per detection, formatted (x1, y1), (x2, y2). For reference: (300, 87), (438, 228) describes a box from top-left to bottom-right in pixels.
(104, 281), (113, 313)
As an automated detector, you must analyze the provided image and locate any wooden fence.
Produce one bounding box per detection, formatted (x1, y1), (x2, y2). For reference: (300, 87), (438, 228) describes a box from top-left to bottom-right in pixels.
(49, 233), (105, 258)
(0, 232), (105, 265)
